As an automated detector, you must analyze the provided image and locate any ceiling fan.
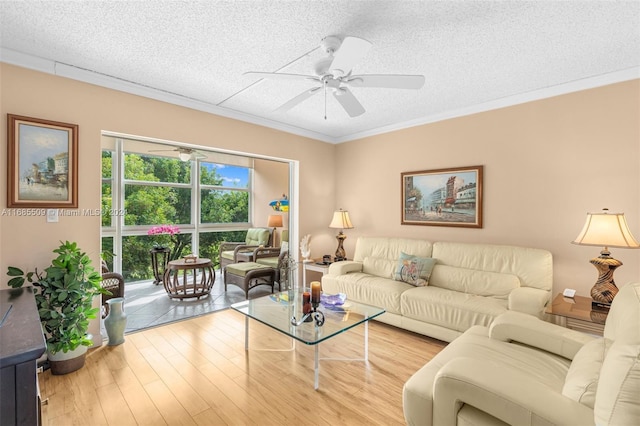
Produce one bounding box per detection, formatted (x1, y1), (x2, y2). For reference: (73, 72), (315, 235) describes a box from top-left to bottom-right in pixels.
(148, 147), (207, 162)
(244, 35), (425, 119)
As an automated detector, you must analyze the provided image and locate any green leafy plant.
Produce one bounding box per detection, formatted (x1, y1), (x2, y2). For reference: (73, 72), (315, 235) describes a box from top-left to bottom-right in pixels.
(7, 241), (108, 354)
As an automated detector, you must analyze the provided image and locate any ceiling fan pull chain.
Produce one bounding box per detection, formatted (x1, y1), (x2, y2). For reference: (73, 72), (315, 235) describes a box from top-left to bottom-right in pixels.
(324, 79), (327, 120)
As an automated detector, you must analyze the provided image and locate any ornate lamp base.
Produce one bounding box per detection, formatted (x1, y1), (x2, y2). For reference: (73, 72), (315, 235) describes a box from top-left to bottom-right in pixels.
(334, 231), (347, 261)
(589, 250), (621, 310)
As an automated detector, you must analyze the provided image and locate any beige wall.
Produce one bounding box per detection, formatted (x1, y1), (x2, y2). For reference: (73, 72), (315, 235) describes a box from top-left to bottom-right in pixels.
(2, 62), (638, 309)
(335, 80), (640, 297)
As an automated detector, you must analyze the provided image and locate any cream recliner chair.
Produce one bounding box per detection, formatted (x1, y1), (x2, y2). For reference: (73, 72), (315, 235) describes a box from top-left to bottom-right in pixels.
(403, 282), (640, 426)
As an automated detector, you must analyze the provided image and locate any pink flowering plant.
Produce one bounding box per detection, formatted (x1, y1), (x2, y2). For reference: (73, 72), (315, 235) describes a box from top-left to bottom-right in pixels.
(148, 225), (187, 260)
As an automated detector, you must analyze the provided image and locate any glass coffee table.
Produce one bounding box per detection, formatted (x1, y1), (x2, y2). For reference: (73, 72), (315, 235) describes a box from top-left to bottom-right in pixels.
(231, 291), (385, 390)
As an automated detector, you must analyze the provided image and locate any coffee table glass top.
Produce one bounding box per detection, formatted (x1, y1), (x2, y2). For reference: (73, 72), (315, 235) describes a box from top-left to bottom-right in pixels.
(231, 291), (385, 345)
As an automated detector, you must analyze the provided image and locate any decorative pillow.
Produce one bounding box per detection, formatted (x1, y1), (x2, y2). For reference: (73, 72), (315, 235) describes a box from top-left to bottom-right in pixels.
(394, 252), (436, 286)
(562, 337), (611, 409)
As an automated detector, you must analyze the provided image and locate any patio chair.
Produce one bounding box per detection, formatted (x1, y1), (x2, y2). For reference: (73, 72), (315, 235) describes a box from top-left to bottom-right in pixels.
(101, 261), (125, 318)
(252, 230), (289, 288)
(219, 227), (272, 272)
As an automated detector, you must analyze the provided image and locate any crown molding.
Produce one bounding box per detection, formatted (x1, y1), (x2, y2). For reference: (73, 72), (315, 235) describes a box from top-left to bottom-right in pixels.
(2, 48), (637, 145)
(0, 47), (335, 144)
(335, 66), (640, 143)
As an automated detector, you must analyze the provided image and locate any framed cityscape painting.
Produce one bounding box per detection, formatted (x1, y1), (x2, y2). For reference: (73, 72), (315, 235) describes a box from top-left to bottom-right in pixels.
(7, 114), (78, 208)
(401, 165), (483, 228)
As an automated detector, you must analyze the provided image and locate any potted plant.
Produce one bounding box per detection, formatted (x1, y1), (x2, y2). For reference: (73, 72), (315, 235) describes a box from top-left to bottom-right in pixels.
(7, 241), (108, 374)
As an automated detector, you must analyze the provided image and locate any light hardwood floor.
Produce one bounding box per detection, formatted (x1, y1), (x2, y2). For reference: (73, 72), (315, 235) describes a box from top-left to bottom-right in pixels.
(39, 309), (446, 425)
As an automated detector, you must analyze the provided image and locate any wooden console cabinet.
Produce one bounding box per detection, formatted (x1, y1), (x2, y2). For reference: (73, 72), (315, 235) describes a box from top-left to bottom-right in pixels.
(0, 287), (46, 426)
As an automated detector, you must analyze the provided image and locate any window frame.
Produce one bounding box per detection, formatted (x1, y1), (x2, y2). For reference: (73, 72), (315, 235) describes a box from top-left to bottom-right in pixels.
(101, 138), (254, 275)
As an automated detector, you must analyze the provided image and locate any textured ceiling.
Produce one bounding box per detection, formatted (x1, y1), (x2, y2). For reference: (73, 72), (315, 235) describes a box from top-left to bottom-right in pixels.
(1, 1), (639, 143)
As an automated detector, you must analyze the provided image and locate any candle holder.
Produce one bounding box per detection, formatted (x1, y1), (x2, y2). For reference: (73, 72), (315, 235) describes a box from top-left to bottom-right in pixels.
(291, 303), (325, 327)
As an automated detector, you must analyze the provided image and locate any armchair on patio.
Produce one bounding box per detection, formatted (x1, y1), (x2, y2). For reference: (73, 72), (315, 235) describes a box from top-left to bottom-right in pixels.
(219, 227), (272, 272)
(252, 230), (289, 288)
(101, 260), (125, 318)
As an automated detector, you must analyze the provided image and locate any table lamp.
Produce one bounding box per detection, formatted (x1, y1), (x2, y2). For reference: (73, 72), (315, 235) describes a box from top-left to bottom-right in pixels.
(267, 214), (284, 247)
(572, 208), (640, 309)
(329, 209), (354, 261)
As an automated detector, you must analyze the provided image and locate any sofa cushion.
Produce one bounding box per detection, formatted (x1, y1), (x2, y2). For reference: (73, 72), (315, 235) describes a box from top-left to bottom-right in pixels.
(246, 228), (270, 246)
(353, 237), (432, 262)
(325, 272), (411, 315)
(363, 256), (396, 279)
(432, 241), (552, 291)
(401, 286), (508, 332)
(594, 342), (640, 426)
(429, 265), (520, 299)
(562, 337), (611, 409)
(394, 252), (436, 287)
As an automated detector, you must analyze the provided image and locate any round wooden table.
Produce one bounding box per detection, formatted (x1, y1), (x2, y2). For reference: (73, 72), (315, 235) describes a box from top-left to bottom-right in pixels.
(163, 258), (215, 300)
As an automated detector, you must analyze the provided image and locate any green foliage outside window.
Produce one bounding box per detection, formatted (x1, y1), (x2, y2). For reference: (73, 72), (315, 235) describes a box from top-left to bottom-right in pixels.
(101, 151), (250, 281)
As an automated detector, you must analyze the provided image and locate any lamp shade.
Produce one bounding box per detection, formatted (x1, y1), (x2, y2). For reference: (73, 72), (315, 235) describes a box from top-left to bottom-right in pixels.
(267, 215), (284, 228)
(572, 210), (640, 249)
(329, 209), (354, 230)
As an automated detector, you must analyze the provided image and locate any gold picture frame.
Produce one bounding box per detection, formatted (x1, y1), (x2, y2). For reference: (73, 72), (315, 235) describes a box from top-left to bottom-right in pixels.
(7, 114), (78, 208)
(401, 165), (483, 228)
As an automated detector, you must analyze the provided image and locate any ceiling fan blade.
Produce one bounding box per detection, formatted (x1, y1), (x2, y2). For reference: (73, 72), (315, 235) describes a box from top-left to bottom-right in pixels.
(274, 87), (322, 113)
(333, 87), (365, 117)
(329, 36), (372, 77)
(347, 74), (425, 89)
(244, 71), (319, 82)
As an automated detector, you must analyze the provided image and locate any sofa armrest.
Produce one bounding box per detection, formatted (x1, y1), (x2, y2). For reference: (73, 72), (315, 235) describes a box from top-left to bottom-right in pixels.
(508, 286), (551, 317)
(489, 311), (595, 360)
(433, 358), (594, 426)
(327, 260), (362, 276)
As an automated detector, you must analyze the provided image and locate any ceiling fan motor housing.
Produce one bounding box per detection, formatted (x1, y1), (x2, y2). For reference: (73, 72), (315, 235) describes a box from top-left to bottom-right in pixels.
(320, 35), (342, 55)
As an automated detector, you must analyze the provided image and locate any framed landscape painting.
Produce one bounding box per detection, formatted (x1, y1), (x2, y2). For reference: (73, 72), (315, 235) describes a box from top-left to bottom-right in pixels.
(7, 114), (78, 208)
(401, 165), (483, 228)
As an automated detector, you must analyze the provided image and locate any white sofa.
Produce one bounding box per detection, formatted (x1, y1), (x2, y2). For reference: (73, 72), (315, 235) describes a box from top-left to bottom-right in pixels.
(321, 237), (553, 342)
(403, 282), (640, 426)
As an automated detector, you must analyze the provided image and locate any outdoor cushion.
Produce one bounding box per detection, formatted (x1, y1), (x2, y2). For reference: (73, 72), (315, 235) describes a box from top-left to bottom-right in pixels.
(226, 262), (272, 277)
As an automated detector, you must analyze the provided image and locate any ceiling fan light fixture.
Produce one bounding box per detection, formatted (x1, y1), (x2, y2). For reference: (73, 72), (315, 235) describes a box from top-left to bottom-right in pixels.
(178, 151), (191, 162)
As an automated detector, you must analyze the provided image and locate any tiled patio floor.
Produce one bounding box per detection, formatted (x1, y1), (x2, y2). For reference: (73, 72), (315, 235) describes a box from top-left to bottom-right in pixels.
(110, 270), (274, 334)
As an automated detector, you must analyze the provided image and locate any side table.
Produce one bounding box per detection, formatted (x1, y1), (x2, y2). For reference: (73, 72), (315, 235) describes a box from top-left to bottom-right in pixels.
(163, 258), (215, 300)
(302, 260), (331, 288)
(545, 293), (607, 336)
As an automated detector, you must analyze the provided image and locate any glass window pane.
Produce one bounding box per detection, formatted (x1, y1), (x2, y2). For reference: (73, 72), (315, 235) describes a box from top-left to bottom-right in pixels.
(124, 185), (191, 225)
(124, 153), (191, 184)
(199, 231), (248, 268)
(101, 182), (112, 226)
(102, 151), (112, 179)
(101, 236), (114, 271)
(200, 189), (249, 223)
(121, 233), (192, 281)
(201, 163), (249, 188)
